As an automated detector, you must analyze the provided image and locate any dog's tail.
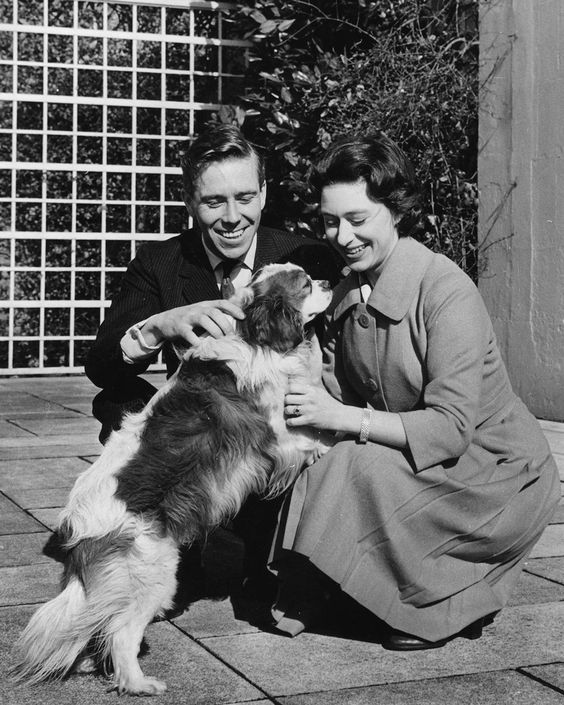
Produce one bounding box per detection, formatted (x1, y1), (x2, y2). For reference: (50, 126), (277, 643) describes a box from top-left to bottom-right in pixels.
(10, 577), (97, 684)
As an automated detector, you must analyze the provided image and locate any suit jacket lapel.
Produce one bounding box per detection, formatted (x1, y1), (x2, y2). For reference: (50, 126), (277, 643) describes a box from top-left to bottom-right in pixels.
(177, 229), (219, 304)
(253, 227), (281, 270)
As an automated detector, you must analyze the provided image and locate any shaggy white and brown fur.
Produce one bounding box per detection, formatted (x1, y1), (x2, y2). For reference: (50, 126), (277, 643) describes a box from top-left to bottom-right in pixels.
(12, 263), (333, 696)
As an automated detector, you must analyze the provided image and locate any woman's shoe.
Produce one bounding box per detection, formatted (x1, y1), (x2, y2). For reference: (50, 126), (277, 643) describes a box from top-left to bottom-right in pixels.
(382, 631), (449, 651)
(382, 616), (489, 651)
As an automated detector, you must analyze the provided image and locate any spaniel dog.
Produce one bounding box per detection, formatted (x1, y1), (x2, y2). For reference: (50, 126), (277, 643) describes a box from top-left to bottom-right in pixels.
(12, 263), (333, 696)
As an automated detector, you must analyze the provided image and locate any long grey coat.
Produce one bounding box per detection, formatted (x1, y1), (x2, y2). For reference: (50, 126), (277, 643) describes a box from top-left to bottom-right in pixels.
(273, 238), (560, 641)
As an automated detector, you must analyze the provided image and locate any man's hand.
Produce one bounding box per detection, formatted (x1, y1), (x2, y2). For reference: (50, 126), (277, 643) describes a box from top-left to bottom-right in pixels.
(142, 300), (245, 347)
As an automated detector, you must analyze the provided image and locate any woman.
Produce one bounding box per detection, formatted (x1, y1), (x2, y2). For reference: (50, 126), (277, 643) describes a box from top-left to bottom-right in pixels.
(270, 133), (560, 650)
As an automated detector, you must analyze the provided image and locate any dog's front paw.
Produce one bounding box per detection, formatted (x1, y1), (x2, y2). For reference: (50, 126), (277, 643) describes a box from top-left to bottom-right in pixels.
(115, 676), (167, 696)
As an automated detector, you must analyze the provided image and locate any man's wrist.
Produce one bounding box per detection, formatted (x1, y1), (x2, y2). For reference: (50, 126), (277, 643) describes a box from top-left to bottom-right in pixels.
(120, 317), (164, 363)
(139, 314), (165, 348)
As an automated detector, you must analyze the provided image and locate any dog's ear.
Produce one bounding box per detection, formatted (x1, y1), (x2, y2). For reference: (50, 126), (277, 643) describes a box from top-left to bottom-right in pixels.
(230, 285), (254, 309)
(240, 294), (304, 353)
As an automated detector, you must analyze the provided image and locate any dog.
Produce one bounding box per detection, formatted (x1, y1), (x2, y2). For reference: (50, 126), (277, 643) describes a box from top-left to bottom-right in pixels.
(12, 263), (334, 696)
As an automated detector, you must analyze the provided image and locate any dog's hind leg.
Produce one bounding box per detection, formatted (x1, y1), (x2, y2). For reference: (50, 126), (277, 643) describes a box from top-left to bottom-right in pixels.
(109, 532), (179, 696)
(111, 613), (167, 695)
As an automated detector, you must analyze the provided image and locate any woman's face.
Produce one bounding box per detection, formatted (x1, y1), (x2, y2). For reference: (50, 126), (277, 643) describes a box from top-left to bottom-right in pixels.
(320, 179), (399, 274)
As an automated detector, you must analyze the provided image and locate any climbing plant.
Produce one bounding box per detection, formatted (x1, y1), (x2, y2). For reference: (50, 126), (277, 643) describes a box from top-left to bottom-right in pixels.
(219, 0), (479, 276)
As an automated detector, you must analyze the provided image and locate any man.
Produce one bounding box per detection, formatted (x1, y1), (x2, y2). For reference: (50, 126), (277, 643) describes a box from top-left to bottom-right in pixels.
(85, 124), (341, 596)
(86, 125), (340, 435)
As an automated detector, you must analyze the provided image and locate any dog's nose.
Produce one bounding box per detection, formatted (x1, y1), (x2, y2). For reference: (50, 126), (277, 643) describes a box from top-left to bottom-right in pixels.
(318, 280), (331, 291)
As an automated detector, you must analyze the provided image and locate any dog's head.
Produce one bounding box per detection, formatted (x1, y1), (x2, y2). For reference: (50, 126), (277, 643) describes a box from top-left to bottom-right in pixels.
(233, 263), (332, 353)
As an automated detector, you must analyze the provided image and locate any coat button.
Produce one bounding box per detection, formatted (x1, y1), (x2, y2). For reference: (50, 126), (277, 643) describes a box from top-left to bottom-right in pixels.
(368, 378), (379, 392)
(358, 313), (370, 328)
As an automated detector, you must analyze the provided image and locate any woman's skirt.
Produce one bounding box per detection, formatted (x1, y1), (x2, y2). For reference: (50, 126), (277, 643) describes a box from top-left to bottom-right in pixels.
(271, 400), (560, 641)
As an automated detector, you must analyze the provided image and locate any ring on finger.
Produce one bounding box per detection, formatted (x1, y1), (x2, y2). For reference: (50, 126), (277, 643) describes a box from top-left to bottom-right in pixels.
(293, 406), (301, 417)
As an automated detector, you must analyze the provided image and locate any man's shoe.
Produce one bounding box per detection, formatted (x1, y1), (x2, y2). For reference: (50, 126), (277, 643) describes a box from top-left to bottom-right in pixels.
(239, 570), (278, 601)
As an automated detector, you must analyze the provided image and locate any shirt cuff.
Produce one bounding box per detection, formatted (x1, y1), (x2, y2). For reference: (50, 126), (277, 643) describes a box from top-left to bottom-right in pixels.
(120, 319), (163, 364)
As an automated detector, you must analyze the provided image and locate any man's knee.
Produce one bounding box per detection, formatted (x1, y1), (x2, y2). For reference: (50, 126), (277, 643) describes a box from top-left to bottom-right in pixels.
(92, 377), (158, 444)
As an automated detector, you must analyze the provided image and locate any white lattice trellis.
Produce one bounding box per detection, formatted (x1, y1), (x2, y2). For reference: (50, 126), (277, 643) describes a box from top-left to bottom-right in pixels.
(0, 0), (247, 373)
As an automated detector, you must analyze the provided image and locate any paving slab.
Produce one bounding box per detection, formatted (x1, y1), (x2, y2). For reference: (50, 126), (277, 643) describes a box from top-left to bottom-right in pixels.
(0, 421), (36, 440)
(0, 563), (61, 606)
(1, 606), (268, 705)
(27, 508), (62, 532)
(0, 377), (90, 390)
(4, 487), (71, 510)
(277, 670), (564, 704)
(0, 442), (102, 460)
(8, 416), (99, 437)
(0, 533), (53, 567)
(507, 570), (564, 606)
(173, 597), (266, 640)
(524, 556), (564, 584)
(528, 524), (564, 558)
(539, 419), (564, 435)
(54, 401), (95, 413)
(551, 498), (564, 523)
(553, 454), (564, 482)
(32, 392), (95, 403)
(0, 433), (99, 448)
(200, 603), (564, 696)
(0, 495), (46, 535)
(542, 430), (564, 455)
(3, 411), (86, 421)
(0, 457), (91, 490)
(0, 397), (68, 417)
(522, 663), (564, 692)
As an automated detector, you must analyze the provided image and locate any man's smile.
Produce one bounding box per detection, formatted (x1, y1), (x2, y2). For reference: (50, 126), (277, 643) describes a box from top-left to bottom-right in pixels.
(216, 227), (247, 240)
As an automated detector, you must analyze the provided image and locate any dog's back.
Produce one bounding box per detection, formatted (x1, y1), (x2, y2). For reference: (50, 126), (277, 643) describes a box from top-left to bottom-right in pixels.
(116, 356), (279, 542)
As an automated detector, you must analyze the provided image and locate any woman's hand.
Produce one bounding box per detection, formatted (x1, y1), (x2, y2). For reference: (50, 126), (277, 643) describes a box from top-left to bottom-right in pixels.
(285, 380), (408, 449)
(284, 381), (345, 431)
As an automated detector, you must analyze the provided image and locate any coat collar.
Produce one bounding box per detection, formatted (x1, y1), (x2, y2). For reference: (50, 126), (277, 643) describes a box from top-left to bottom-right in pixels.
(331, 238), (434, 322)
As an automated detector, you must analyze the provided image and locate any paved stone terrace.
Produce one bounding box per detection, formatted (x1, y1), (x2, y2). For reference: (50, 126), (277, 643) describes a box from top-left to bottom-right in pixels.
(0, 373), (563, 705)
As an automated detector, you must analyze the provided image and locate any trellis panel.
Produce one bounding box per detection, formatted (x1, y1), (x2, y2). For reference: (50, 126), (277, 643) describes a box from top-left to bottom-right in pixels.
(0, 0), (246, 373)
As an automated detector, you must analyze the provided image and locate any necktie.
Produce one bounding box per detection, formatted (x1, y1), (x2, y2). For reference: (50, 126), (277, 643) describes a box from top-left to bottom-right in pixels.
(220, 259), (238, 299)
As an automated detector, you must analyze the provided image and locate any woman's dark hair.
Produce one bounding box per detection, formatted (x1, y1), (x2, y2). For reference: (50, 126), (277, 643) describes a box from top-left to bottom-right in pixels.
(179, 125), (265, 200)
(311, 132), (422, 237)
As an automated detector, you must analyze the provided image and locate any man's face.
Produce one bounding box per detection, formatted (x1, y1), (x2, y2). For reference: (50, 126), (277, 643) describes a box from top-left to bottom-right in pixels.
(186, 155), (266, 260)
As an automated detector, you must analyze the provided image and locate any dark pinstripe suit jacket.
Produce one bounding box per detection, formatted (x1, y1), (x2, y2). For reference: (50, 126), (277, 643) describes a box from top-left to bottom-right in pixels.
(85, 226), (341, 390)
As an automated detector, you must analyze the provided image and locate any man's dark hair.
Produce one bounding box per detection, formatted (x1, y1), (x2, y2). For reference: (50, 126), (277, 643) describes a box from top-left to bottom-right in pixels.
(179, 125), (265, 200)
(310, 131), (422, 237)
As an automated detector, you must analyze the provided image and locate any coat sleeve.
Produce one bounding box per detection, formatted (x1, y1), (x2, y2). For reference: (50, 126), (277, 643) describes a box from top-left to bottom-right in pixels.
(85, 245), (164, 388)
(398, 271), (490, 471)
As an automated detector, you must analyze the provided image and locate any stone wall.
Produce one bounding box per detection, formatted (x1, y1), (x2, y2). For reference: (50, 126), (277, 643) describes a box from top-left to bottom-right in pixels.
(478, 0), (564, 420)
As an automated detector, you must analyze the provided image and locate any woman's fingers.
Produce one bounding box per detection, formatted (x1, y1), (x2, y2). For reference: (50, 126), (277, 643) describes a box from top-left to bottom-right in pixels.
(287, 381), (307, 394)
(284, 392), (307, 406)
